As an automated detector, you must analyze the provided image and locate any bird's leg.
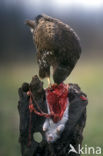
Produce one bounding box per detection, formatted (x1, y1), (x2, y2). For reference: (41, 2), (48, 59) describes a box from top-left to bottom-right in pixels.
(47, 77), (51, 88)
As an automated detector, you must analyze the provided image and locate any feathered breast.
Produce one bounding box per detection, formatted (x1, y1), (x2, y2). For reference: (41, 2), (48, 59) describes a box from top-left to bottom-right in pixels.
(33, 18), (81, 58)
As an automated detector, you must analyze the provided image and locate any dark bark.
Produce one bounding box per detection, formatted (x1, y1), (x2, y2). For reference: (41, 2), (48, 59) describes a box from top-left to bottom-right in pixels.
(18, 75), (88, 156)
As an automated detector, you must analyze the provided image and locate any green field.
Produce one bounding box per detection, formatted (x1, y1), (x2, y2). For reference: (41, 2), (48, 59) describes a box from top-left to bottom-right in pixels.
(0, 59), (103, 156)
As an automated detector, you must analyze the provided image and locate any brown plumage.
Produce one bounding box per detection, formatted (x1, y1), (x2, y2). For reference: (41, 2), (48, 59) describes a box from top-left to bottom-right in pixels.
(26, 14), (81, 84)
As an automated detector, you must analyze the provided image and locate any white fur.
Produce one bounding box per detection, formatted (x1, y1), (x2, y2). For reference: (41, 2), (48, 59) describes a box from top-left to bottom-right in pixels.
(43, 96), (69, 143)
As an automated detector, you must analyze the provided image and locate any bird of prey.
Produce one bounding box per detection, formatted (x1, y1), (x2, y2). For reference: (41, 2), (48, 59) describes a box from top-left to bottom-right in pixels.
(26, 14), (81, 85)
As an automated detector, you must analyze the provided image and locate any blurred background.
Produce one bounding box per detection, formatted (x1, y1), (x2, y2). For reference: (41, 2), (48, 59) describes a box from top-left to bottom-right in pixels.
(0, 0), (103, 156)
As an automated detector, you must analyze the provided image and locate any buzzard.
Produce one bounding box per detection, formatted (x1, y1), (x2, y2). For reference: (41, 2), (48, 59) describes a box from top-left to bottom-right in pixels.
(26, 14), (81, 84)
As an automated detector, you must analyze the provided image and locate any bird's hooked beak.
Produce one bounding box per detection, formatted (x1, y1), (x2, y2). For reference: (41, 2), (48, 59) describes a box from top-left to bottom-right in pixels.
(25, 20), (36, 29)
(47, 77), (52, 88)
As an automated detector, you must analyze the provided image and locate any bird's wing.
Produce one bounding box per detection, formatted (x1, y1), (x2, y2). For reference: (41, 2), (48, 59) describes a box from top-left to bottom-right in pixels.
(34, 20), (58, 51)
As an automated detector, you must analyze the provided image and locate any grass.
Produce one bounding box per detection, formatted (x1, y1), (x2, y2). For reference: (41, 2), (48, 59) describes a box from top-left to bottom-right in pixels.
(0, 59), (103, 156)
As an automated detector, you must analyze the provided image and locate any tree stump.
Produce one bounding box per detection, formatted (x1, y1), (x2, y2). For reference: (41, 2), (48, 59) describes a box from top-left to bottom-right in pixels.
(18, 75), (88, 156)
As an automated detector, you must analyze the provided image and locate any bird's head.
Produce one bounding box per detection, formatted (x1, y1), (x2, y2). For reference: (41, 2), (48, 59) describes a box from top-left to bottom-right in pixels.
(25, 14), (44, 33)
(26, 19), (36, 33)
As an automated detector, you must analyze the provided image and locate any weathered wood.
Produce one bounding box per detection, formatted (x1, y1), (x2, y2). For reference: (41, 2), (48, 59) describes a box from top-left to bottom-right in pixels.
(18, 75), (88, 156)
